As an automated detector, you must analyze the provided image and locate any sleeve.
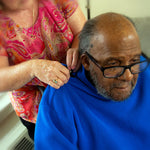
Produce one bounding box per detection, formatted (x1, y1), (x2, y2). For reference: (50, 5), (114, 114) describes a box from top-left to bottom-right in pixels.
(60, 0), (78, 19)
(34, 86), (78, 150)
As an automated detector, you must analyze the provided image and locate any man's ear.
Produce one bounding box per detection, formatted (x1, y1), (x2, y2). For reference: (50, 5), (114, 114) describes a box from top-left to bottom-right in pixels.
(81, 54), (90, 71)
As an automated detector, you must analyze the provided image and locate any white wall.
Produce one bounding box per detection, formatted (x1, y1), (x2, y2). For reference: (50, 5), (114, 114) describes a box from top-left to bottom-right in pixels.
(78, 0), (88, 19)
(78, 0), (150, 18)
(78, 0), (150, 56)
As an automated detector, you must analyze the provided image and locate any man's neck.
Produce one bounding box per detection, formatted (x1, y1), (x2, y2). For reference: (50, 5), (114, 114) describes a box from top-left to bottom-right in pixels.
(2, 0), (38, 28)
(2, 0), (37, 13)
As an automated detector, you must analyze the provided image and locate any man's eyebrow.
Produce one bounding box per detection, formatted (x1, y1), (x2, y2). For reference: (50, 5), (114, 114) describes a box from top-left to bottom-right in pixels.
(102, 54), (141, 64)
(102, 57), (121, 63)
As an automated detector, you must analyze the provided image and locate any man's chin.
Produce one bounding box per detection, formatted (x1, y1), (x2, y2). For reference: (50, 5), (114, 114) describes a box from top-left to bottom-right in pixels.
(111, 85), (136, 101)
(97, 89), (132, 102)
(111, 96), (130, 102)
(109, 91), (132, 102)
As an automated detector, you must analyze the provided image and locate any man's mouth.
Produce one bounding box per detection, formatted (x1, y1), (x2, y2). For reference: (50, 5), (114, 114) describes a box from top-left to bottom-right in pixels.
(113, 82), (131, 90)
(115, 86), (128, 89)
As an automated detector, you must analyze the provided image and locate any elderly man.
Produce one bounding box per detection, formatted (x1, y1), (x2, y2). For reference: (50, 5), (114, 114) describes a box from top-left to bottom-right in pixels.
(35, 12), (150, 150)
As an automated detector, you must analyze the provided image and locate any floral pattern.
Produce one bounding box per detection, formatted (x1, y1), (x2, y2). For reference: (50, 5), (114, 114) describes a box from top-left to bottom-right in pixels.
(0, 0), (78, 123)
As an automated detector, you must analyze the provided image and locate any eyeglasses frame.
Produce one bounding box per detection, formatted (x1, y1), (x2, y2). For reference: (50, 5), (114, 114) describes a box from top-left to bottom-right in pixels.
(85, 51), (150, 78)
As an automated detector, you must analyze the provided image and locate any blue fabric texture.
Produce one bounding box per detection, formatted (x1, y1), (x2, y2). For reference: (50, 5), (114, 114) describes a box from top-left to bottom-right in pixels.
(35, 62), (150, 150)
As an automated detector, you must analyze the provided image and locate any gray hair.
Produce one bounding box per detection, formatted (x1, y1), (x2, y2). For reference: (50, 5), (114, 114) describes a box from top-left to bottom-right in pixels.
(79, 17), (99, 55)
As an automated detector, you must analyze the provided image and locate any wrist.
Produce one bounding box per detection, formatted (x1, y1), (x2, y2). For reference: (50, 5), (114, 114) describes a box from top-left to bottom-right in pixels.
(29, 59), (37, 79)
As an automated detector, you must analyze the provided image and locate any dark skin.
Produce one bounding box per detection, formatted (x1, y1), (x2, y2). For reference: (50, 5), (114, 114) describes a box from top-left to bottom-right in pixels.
(81, 13), (141, 101)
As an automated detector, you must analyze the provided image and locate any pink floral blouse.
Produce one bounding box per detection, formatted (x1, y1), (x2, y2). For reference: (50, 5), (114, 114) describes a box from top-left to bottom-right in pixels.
(0, 0), (78, 123)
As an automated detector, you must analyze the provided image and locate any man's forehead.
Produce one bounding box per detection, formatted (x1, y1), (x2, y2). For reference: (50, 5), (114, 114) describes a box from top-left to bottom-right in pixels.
(89, 39), (141, 63)
(90, 32), (140, 56)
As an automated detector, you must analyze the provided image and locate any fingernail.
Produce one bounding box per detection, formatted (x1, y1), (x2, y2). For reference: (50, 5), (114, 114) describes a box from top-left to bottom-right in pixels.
(71, 66), (75, 70)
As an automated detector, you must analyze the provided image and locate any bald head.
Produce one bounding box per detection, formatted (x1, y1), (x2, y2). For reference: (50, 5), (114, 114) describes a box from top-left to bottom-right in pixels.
(79, 12), (140, 55)
(94, 12), (136, 33)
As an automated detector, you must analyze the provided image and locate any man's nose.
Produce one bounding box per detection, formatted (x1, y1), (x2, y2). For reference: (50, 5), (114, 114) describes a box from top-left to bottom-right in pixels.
(119, 69), (133, 81)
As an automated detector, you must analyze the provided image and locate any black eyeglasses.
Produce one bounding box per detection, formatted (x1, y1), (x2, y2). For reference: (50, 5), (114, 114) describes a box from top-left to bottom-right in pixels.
(85, 51), (150, 78)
